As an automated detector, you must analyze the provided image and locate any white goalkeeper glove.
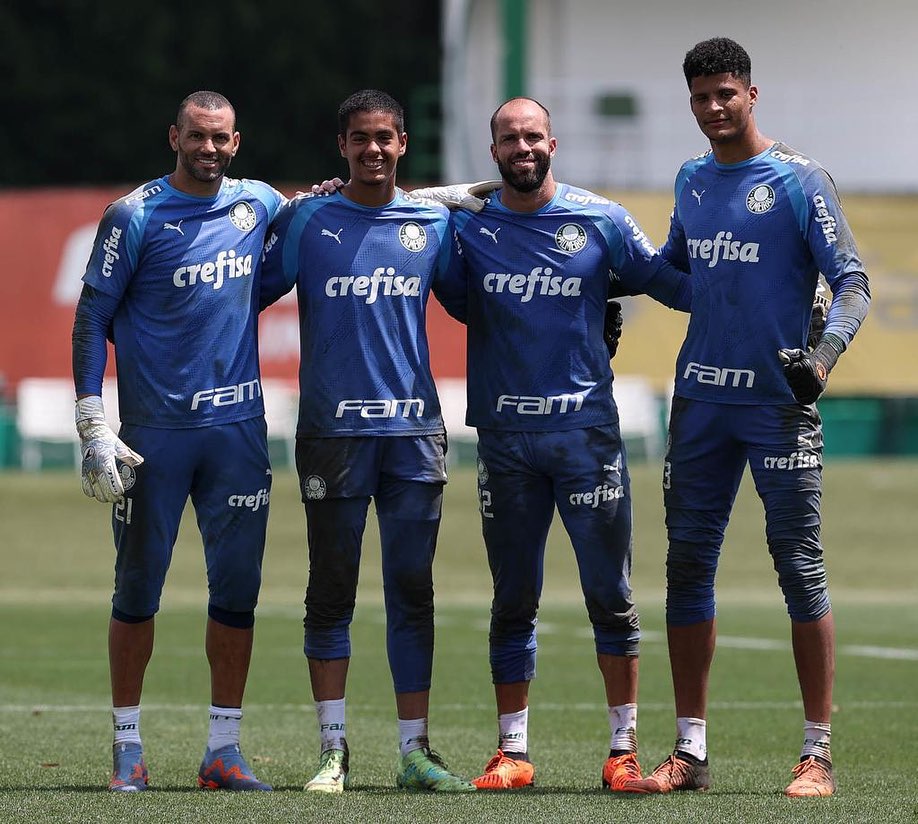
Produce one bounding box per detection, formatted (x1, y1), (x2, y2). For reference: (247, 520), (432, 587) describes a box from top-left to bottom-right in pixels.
(408, 180), (502, 213)
(75, 395), (143, 503)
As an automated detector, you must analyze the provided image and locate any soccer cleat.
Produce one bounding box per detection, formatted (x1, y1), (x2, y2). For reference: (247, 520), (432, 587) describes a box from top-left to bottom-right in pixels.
(305, 746), (350, 794)
(396, 746), (476, 792)
(109, 742), (149, 792)
(472, 749), (535, 790)
(197, 743), (272, 791)
(602, 751), (642, 791)
(784, 755), (836, 797)
(621, 751), (711, 793)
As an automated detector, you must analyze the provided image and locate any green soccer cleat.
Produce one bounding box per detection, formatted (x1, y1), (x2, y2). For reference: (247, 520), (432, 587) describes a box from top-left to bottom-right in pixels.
(305, 746), (350, 794)
(396, 746), (476, 792)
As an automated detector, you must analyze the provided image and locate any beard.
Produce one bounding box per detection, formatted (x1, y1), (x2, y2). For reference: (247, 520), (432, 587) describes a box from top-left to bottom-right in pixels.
(179, 150), (232, 183)
(497, 153), (551, 193)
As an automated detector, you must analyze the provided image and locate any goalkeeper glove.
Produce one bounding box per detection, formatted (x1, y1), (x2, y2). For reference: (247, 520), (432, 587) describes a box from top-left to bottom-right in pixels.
(806, 284), (830, 351)
(75, 395), (143, 503)
(408, 180), (502, 213)
(777, 340), (835, 405)
(604, 300), (623, 359)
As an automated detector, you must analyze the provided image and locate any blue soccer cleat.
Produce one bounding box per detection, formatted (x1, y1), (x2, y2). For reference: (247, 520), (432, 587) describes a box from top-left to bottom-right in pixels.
(197, 743), (272, 791)
(109, 741), (149, 792)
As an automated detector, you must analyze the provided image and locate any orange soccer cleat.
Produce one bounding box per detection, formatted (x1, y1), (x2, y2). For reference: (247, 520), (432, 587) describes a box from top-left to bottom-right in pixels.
(784, 756), (836, 797)
(472, 749), (535, 790)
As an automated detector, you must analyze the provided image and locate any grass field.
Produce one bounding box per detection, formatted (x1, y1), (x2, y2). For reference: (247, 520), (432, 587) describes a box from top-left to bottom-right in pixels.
(1, 459), (916, 823)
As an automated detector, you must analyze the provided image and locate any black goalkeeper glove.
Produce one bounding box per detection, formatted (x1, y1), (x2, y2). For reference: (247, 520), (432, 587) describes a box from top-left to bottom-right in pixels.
(806, 288), (830, 351)
(778, 344), (832, 405)
(604, 300), (623, 359)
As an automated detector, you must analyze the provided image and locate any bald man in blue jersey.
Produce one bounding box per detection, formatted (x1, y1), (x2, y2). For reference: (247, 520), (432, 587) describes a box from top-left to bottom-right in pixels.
(72, 91), (283, 792)
(433, 97), (692, 793)
(259, 89), (474, 794)
(624, 38), (870, 799)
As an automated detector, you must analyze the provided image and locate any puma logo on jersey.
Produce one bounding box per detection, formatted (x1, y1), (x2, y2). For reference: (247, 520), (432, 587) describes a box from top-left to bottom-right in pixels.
(479, 226), (500, 244)
(691, 189), (705, 204)
(164, 220), (184, 235)
(322, 228), (343, 244)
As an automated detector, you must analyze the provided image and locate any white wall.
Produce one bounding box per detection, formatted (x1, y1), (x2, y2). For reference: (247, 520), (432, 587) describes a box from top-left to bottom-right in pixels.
(443, 0), (918, 192)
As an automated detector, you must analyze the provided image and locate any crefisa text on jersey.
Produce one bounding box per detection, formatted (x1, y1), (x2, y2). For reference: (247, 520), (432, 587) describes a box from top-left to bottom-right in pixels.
(173, 249), (254, 290)
(812, 195), (838, 245)
(324, 268), (422, 304)
(100, 226), (123, 278)
(685, 232), (760, 269)
(482, 268), (582, 302)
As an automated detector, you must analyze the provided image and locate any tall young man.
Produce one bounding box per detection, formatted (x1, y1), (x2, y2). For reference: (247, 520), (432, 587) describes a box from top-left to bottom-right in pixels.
(626, 37), (870, 798)
(72, 91), (284, 791)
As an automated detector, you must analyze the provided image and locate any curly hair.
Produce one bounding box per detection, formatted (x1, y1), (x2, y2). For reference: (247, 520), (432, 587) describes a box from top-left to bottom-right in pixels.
(338, 89), (404, 136)
(682, 37), (752, 89)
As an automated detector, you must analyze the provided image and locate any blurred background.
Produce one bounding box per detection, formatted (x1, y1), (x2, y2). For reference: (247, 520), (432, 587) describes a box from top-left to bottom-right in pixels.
(2, 0), (918, 469)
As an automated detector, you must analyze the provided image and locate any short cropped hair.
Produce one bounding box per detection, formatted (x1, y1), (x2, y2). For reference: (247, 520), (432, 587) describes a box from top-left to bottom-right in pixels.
(338, 89), (404, 136)
(489, 97), (552, 141)
(682, 37), (752, 89)
(176, 91), (235, 129)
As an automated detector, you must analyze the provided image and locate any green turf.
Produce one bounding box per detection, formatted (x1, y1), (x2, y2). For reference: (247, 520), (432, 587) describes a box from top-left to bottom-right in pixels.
(1, 461), (916, 823)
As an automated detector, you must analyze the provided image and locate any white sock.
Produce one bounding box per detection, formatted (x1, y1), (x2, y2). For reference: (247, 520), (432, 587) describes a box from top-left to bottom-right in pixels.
(675, 716), (707, 761)
(608, 703), (638, 753)
(315, 698), (346, 752)
(112, 705), (141, 746)
(498, 708), (528, 755)
(801, 720), (831, 763)
(207, 705), (242, 752)
(398, 717), (429, 756)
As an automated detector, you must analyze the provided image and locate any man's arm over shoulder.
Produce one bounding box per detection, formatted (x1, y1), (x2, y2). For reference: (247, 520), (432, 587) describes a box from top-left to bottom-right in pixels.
(243, 178), (287, 222)
(259, 196), (307, 310)
(430, 212), (471, 324)
(600, 203), (691, 312)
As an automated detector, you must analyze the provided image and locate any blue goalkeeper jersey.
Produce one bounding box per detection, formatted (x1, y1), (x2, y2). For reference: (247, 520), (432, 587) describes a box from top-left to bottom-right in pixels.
(80, 176), (284, 427)
(259, 190), (454, 437)
(445, 183), (691, 433)
(662, 142), (867, 405)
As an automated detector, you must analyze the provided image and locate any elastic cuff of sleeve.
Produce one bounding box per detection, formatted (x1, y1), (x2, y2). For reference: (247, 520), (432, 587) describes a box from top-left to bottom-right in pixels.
(813, 338), (842, 373)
